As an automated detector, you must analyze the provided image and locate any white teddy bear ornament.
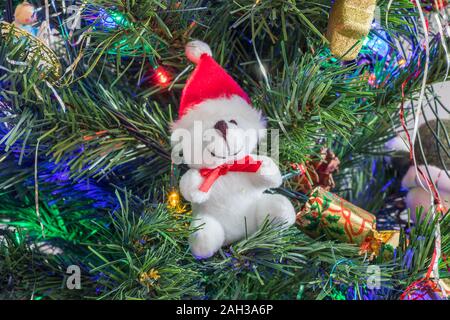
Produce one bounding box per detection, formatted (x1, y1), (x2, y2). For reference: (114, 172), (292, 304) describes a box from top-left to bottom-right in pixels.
(171, 40), (296, 259)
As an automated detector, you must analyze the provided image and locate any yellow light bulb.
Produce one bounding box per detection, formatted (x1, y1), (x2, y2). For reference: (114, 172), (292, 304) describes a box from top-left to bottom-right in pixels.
(398, 58), (406, 67)
(167, 190), (180, 209)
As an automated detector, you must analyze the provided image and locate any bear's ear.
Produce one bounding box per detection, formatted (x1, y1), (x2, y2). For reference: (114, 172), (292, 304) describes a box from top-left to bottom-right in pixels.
(256, 126), (267, 144)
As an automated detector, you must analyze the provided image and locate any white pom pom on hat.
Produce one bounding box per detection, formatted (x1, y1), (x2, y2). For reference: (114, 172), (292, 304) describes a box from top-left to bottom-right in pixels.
(185, 40), (212, 64)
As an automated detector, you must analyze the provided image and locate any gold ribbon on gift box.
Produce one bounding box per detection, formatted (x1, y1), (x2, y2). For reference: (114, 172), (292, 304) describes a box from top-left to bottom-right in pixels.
(360, 229), (400, 260)
(296, 187), (399, 258)
(326, 0), (377, 61)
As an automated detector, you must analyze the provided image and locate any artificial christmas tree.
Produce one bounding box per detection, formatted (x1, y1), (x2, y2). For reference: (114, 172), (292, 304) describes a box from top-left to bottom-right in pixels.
(0, 0), (449, 300)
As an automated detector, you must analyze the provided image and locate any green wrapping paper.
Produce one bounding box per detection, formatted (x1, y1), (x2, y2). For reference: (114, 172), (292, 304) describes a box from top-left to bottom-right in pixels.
(296, 187), (399, 257)
(296, 187), (376, 244)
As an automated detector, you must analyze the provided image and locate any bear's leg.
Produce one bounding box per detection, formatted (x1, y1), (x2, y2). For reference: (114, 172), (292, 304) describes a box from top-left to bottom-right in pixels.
(255, 194), (296, 228)
(189, 215), (225, 259)
(405, 188), (450, 223)
(405, 187), (432, 222)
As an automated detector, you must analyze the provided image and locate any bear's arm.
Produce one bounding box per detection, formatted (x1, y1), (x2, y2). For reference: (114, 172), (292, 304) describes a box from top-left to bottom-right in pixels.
(401, 166), (418, 189)
(180, 169), (211, 203)
(250, 154), (283, 189)
(402, 165), (446, 191)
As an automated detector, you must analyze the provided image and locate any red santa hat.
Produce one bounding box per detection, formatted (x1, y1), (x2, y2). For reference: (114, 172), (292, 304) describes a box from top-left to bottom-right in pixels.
(172, 40), (264, 131)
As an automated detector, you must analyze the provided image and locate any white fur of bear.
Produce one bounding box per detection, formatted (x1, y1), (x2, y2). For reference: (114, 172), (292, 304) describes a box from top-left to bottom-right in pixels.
(171, 96), (296, 259)
(402, 165), (450, 221)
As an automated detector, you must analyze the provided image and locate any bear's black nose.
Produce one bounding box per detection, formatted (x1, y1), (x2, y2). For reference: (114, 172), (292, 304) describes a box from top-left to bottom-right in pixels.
(214, 120), (228, 139)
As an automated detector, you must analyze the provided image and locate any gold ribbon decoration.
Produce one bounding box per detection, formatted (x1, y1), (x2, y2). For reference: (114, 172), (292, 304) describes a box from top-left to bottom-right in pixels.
(326, 0), (377, 61)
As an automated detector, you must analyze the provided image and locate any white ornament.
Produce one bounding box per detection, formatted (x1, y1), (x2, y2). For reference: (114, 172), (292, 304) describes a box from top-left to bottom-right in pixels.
(172, 96), (295, 259)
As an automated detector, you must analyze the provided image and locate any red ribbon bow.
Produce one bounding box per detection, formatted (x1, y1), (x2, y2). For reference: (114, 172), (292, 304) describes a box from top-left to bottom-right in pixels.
(198, 155), (262, 192)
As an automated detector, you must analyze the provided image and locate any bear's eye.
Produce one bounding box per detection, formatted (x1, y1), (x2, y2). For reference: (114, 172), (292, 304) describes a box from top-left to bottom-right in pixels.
(229, 120), (237, 125)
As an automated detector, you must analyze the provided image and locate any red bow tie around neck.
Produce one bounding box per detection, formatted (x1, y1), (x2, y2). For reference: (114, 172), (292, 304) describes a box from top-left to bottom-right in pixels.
(198, 155), (262, 192)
